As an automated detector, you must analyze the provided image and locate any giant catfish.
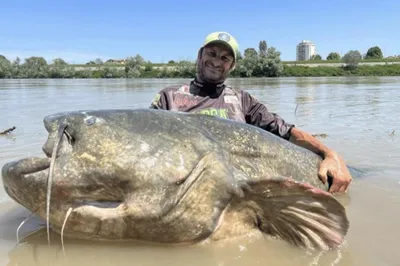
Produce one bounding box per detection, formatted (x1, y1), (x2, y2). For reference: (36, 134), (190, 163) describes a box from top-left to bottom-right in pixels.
(1, 109), (351, 250)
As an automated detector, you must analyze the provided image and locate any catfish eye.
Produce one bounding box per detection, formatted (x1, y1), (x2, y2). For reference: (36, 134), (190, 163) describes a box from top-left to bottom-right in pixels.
(85, 117), (96, 126)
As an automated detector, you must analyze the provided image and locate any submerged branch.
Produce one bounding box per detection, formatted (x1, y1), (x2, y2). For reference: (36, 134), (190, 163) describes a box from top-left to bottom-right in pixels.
(312, 133), (329, 139)
(0, 126), (16, 135)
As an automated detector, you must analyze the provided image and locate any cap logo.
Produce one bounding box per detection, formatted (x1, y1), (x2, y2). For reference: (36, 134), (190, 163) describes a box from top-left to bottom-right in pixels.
(218, 33), (231, 42)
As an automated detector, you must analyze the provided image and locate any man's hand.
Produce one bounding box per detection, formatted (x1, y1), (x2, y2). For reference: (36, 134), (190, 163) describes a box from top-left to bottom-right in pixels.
(289, 127), (353, 194)
(318, 152), (352, 194)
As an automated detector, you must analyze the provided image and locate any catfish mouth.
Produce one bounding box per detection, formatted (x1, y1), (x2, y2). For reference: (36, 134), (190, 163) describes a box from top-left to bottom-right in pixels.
(2, 154), (125, 243)
(3, 114), (74, 183)
(2, 117), (69, 204)
(2, 157), (51, 203)
(2, 156), (123, 209)
(2, 157), (51, 179)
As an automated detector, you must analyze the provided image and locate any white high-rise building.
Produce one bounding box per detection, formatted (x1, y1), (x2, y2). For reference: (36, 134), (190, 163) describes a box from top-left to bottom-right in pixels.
(296, 40), (316, 61)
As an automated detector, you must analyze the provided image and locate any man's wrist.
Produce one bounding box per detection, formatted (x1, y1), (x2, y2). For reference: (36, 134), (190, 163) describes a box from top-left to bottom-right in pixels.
(322, 150), (338, 159)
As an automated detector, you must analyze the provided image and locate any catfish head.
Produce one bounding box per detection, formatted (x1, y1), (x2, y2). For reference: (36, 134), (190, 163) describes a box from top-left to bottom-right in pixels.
(2, 109), (242, 242)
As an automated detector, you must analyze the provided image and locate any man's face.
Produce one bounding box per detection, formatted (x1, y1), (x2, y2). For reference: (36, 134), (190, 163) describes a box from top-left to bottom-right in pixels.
(197, 42), (235, 84)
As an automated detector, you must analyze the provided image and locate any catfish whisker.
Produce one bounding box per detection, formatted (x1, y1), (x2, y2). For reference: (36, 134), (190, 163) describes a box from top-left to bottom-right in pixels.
(46, 121), (68, 246)
(16, 210), (37, 244)
(61, 207), (73, 256)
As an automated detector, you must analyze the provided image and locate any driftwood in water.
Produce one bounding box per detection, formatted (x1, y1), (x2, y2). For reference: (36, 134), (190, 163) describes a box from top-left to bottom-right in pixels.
(0, 126), (16, 135)
(312, 133), (329, 139)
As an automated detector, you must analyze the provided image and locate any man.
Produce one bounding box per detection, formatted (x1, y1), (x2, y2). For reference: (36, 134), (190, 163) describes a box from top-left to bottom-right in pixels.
(150, 31), (352, 194)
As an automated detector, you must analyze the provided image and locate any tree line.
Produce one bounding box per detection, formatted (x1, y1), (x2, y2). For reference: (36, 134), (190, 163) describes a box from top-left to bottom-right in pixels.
(309, 46), (386, 61)
(0, 43), (399, 79)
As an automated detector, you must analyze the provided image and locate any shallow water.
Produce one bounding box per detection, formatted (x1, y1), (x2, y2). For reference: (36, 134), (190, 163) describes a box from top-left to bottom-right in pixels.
(0, 77), (399, 266)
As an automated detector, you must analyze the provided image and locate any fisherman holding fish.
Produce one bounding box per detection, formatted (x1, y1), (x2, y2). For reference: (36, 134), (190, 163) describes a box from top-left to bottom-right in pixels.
(150, 31), (352, 194)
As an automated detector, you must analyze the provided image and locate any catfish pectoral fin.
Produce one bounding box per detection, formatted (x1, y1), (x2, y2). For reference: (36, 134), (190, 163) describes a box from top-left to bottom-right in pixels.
(243, 177), (349, 250)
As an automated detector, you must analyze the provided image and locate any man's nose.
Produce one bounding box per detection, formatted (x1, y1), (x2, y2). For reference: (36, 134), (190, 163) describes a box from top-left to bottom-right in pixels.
(210, 57), (223, 67)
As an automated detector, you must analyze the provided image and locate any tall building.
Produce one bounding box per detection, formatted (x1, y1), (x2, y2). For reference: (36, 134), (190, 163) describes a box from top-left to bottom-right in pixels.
(296, 40), (316, 61)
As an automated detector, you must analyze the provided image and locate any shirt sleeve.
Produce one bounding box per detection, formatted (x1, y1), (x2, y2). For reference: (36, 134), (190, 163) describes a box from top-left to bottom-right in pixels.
(242, 90), (295, 140)
(149, 90), (170, 110)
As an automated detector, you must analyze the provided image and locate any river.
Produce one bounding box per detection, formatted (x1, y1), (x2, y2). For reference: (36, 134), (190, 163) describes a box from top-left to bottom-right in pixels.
(0, 77), (399, 266)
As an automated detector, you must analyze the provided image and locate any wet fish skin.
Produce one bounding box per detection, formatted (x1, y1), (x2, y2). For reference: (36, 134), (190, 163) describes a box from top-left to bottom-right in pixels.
(1, 108), (349, 250)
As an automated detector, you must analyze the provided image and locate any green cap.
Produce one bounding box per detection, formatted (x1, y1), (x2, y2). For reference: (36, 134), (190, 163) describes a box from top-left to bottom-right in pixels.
(203, 31), (239, 61)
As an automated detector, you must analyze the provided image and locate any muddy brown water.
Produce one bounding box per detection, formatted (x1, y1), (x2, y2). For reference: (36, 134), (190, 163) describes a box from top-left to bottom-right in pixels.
(0, 77), (399, 266)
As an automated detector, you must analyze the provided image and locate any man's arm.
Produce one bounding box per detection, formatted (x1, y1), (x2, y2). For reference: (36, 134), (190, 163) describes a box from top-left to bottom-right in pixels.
(149, 91), (169, 110)
(242, 91), (294, 140)
(289, 127), (352, 193)
(289, 127), (332, 158)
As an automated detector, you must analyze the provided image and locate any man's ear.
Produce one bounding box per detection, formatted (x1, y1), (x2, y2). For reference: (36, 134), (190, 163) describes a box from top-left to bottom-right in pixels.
(195, 48), (203, 67)
(197, 47), (203, 61)
(230, 62), (236, 71)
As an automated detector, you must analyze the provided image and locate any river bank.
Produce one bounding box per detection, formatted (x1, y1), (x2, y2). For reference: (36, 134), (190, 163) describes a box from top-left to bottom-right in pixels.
(280, 64), (400, 77)
(1, 64), (400, 79)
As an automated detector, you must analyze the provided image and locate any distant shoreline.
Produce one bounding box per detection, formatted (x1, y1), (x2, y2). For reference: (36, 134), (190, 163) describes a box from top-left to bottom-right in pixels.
(1, 65), (399, 79)
(71, 58), (400, 68)
(1, 57), (400, 79)
(70, 60), (400, 78)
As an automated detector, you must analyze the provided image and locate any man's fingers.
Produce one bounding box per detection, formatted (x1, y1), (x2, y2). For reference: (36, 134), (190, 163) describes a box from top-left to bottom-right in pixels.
(329, 177), (350, 194)
(341, 177), (352, 193)
(318, 168), (328, 184)
(317, 155), (353, 194)
(345, 178), (352, 193)
(338, 184), (347, 193)
(328, 182), (341, 193)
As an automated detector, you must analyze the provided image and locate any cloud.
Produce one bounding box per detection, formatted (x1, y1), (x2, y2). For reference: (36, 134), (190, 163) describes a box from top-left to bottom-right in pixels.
(0, 49), (115, 64)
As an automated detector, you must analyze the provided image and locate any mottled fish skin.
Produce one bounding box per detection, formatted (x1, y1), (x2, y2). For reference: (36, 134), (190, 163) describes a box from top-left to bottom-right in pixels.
(1, 109), (350, 250)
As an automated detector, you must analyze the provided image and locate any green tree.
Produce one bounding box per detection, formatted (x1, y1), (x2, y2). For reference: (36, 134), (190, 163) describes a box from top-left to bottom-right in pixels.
(311, 54), (322, 60)
(244, 48), (257, 58)
(266, 47), (280, 60)
(231, 46), (283, 77)
(144, 62), (153, 72)
(327, 52), (341, 60)
(49, 58), (74, 78)
(0, 55), (11, 78)
(258, 40), (267, 57)
(236, 51), (243, 61)
(263, 46), (283, 76)
(231, 57), (256, 77)
(11, 57), (21, 78)
(342, 50), (362, 68)
(21, 56), (49, 78)
(173, 60), (196, 78)
(125, 54), (145, 78)
(365, 46), (383, 59)
(52, 58), (68, 65)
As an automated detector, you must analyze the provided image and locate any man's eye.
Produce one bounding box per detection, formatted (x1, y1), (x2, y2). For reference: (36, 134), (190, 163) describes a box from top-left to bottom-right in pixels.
(208, 52), (216, 57)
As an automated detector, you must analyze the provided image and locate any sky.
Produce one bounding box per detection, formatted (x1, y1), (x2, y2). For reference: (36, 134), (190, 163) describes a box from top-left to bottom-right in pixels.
(1, 0), (399, 64)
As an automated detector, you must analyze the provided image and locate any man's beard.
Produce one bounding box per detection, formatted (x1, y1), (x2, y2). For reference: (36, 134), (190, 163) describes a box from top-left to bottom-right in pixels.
(197, 62), (227, 84)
